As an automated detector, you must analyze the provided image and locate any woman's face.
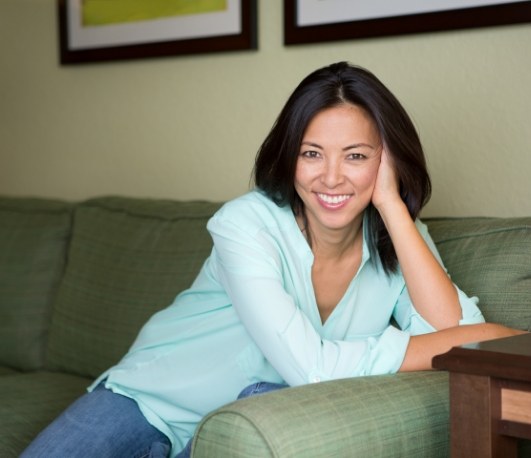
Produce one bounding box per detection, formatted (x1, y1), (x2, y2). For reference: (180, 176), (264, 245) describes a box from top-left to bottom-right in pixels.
(294, 104), (382, 238)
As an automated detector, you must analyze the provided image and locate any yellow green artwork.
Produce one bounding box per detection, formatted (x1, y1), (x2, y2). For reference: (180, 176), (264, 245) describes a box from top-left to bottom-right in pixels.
(82, 0), (227, 26)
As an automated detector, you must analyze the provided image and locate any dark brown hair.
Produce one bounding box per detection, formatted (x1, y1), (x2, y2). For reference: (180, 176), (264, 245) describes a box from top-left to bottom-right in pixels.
(254, 62), (431, 273)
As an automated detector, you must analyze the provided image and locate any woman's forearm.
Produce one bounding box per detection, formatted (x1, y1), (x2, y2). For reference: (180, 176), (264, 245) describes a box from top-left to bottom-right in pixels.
(378, 200), (462, 329)
(399, 323), (528, 372)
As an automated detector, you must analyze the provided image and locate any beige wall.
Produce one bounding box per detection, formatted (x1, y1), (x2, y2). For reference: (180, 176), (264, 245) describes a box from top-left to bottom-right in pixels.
(1, 1), (530, 217)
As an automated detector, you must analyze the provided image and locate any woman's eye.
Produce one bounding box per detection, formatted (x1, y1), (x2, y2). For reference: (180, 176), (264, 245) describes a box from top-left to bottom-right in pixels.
(302, 150), (320, 158)
(347, 153), (366, 160)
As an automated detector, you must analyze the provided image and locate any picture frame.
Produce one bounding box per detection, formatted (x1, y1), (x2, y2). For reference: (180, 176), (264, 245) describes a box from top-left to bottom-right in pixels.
(284, 0), (531, 45)
(58, 0), (257, 64)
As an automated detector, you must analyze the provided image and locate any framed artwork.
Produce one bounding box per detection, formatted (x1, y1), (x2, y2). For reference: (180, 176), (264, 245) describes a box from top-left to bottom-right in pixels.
(58, 0), (257, 64)
(284, 0), (531, 45)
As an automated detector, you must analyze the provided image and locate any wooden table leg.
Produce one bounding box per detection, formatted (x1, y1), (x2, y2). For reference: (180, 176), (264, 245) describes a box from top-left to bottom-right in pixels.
(448, 373), (517, 458)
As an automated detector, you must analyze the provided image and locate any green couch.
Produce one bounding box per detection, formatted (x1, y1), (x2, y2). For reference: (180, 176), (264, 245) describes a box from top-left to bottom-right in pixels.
(0, 195), (530, 457)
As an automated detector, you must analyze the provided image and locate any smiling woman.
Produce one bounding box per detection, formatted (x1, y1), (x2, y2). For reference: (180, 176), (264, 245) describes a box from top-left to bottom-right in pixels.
(82, 0), (227, 26)
(20, 62), (526, 458)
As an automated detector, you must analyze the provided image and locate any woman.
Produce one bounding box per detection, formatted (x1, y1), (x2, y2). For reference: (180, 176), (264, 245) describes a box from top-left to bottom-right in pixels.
(22, 62), (524, 458)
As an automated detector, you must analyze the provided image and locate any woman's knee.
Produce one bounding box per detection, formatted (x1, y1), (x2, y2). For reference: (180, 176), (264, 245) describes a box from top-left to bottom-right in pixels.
(20, 385), (169, 457)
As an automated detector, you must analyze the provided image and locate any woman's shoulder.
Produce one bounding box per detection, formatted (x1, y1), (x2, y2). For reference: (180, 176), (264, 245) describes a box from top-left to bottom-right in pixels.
(209, 190), (293, 234)
(215, 190), (278, 219)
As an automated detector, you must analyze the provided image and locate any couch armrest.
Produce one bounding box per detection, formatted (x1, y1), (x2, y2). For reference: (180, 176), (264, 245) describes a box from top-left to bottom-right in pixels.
(192, 371), (449, 457)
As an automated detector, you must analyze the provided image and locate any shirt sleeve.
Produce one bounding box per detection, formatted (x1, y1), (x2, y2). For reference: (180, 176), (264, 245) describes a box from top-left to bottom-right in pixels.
(392, 220), (485, 335)
(207, 213), (410, 386)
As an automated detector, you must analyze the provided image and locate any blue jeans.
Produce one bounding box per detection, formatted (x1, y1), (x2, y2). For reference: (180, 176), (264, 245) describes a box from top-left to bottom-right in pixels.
(21, 381), (287, 458)
(20, 382), (171, 458)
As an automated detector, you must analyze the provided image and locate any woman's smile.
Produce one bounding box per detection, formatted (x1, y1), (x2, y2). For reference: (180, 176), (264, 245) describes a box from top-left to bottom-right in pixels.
(316, 193), (352, 208)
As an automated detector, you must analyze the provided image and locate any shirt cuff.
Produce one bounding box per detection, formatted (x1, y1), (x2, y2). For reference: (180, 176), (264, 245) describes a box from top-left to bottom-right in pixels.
(357, 326), (410, 376)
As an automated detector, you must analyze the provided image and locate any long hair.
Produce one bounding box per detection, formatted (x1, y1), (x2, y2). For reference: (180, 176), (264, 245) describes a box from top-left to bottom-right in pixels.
(254, 62), (431, 273)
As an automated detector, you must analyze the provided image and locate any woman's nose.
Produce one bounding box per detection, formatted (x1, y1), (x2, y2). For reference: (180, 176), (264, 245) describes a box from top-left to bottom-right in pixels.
(321, 160), (344, 188)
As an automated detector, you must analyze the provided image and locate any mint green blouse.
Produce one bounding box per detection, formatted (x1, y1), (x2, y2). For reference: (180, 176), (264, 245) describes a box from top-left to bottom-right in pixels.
(92, 190), (484, 456)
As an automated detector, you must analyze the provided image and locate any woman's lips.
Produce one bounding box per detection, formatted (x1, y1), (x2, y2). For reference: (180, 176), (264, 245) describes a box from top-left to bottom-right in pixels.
(316, 193), (352, 209)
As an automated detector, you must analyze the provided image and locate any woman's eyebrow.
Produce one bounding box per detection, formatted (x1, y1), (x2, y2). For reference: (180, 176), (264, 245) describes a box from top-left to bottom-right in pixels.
(343, 143), (376, 151)
(300, 141), (323, 149)
(301, 141), (375, 149)
(300, 141), (377, 151)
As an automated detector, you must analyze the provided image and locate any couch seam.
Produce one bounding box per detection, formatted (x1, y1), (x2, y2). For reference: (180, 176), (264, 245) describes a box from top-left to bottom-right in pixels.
(432, 225), (531, 244)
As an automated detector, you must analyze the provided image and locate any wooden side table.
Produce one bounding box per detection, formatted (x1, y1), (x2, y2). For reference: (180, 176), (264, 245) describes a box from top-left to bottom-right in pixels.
(432, 333), (531, 458)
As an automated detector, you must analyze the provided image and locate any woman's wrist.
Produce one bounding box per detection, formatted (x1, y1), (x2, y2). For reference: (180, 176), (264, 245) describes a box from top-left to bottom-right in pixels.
(375, 197), (411, 231)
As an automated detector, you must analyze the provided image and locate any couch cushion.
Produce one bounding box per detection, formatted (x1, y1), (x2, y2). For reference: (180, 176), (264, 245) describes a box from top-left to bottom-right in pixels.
(0, 371), (89, 457)
(195, 371), (531, 457)
(194, 372), (451, 457)
(0, 198), (72, 371)
(425, 217), (531, 331)
(45, 197), (221, 379)
(0, 366), (19, 376)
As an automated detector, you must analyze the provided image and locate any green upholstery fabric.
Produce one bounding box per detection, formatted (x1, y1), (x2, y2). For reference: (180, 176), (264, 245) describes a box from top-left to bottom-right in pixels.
(0, 198), (72, 371)
(194, 372), (451, 457)
(45, 197), (221, 378)
(425, 217), (531, 331)
(0, 366), (19, 376)
(0, 371), (89, 457)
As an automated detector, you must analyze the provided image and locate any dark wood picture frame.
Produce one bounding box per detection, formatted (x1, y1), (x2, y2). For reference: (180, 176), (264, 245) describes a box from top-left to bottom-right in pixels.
(58, 0), (257, 64)
(284, 1), (531, 45)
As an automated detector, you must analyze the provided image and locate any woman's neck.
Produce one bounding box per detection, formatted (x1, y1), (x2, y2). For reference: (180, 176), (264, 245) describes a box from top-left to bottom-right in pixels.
(297, 214), (364, 262)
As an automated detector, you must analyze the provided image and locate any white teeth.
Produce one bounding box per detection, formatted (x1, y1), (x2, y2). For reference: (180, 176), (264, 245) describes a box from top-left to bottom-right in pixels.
(317, 193), (350, 204)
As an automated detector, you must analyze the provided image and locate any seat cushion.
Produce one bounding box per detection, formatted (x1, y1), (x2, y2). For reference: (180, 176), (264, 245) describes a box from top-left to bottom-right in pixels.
(0, 198), (72, 371)
(45, 197), (221, 378)
(426, 217), (531, 330)
(0, 371), (89, 457)
(0, 366), (19, 376)
(194, 372), (451, 457)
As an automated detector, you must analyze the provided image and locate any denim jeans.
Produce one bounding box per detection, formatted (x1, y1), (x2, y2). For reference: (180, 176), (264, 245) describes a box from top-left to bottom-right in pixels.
(20, 382), (171, 458)
(21, 381), (287, 458)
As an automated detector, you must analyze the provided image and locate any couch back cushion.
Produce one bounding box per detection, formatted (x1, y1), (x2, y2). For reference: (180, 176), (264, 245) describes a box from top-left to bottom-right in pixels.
(0, 197), (72, 371)
(426, 217), (531, 331)
(45, 197), (221, 379)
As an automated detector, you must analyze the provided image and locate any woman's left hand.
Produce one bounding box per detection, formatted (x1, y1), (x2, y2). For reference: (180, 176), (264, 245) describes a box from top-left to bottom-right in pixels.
(371, 147), (402, 213)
